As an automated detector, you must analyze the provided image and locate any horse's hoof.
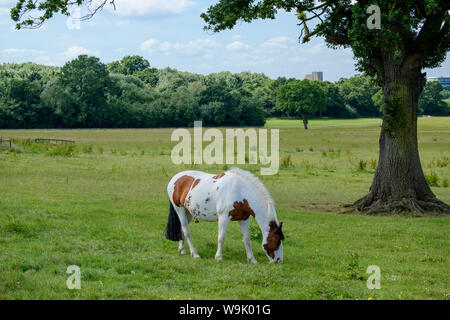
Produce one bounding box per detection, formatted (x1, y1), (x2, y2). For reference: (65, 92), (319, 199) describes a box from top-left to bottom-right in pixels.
(191, 252), (201, 258)
(179, 249), (186, 255)
(248, 258), (257, 264)
(215, 255), (222, 261)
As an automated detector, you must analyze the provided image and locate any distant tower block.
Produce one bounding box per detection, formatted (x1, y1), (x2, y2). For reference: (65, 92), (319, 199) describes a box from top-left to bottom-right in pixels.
(427, 76), (450, 88)
(305, 71), (323, 81)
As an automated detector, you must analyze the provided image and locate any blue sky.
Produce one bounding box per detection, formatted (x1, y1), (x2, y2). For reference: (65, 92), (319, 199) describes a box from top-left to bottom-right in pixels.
(0, 0), (449, 82)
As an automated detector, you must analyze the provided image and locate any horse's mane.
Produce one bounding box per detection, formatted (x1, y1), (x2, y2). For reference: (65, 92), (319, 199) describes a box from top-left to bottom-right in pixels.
(227, 167), (274, 208)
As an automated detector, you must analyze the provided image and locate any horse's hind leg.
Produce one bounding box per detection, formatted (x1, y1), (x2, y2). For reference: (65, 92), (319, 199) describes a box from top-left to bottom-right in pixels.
(178, 239), (186, 255)
(239, 219), (257, 264)
(215, 213), (231, 261)
(176, 207), (200, 258)
(178, 214), (191, 255)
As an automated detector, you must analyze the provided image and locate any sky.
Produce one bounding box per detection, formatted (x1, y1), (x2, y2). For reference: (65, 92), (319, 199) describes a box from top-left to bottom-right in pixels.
(0, 0), (449, 82)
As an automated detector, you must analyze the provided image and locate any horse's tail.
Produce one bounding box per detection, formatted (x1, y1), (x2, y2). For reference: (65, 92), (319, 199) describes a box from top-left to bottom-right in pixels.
(164, 201), (183, 241)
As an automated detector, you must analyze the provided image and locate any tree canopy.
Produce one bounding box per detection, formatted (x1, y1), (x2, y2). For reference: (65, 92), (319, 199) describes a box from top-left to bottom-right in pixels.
(2, 56), (448, 129)
(276, 79), (326, 129)
(202, 1), (450, 213)
(11, 0), (115, 29)
(419, 81), (450, 115)
(202, 1), (449, 84)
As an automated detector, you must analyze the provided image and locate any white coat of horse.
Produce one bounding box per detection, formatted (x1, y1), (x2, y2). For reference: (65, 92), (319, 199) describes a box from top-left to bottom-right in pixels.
(165, 167), (284, 263)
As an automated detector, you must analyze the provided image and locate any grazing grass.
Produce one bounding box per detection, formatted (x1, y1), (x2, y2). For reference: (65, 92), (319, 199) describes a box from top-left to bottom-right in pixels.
(265, 117), (382, 128)
(0, 117), (449, 300)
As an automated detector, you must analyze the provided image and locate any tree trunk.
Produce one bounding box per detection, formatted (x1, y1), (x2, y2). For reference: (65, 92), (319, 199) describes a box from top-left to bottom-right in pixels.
(350, 54), (450, 215)
(301, 113), (308, 130)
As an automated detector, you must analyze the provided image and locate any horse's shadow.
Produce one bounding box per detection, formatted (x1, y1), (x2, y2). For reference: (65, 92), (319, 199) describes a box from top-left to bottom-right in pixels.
(195, 241), (267, 264)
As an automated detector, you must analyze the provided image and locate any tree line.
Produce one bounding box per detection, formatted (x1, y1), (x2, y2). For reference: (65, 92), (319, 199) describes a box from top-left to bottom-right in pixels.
(0, 55), (448, 129)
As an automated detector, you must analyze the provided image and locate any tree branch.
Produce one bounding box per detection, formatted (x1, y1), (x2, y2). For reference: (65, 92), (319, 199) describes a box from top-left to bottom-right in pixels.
(11, 0), (116, 29)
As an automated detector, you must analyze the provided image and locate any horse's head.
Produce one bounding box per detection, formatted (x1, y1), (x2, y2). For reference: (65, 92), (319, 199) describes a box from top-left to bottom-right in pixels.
(263, 221), (284, 263)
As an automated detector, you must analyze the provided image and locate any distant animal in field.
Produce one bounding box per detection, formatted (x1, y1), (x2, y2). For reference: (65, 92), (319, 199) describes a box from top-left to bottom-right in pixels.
(165, 167), (284, 263)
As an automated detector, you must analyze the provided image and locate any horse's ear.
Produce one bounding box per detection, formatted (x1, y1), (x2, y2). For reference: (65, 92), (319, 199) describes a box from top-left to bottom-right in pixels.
(278, 222), (283, 230)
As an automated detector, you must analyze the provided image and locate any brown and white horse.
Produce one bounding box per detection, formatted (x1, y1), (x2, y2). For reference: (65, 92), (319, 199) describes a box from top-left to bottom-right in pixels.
(165, 167), (284, 263)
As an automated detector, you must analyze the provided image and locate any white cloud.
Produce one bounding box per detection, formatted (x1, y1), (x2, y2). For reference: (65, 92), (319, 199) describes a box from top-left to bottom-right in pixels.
(0, 7), (10, 25)
(260, 36), (291, 49)
(159, 41), (172, 52)
(226, 41), (249, 51)
(35, 56), (58, 66)
(0, 48), (56, 65)
(140, 38), (220, 57)
(105, 0), (195, 16)
(1, 48), (45, 56)
(173, 38), (220, 56)
(301, 43), (326, 55)
(61, 46), (100, 60)
(140, 38), (163, 53)
(140, 38), (173, 53)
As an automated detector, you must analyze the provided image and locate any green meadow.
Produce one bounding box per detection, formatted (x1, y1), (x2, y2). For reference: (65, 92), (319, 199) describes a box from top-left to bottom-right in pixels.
(0, 117), (448, 299)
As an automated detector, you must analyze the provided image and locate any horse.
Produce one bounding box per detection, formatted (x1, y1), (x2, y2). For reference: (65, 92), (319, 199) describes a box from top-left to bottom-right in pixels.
(164, 167), (284, 263)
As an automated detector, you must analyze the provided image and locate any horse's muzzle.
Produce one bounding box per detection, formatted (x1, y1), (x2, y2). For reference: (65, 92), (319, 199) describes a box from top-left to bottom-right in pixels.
(271, 258), (283, 263)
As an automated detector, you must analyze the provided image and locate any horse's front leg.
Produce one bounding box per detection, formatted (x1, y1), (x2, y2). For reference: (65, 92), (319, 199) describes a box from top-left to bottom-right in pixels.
(215, 213), (231, 261)
(239, 219), (257, 264)
(177, 208), (200, 258)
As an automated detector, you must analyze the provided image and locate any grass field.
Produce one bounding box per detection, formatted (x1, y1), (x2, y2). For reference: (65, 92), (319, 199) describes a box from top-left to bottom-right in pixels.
(0, 118), (449, 300)
(265, 117), (382, 128)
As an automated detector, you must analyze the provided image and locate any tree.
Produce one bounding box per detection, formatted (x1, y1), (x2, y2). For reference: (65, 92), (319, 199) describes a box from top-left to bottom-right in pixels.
(337, 75), (381, 117)
(239, 96), (266, 126)
(276, 80), (326, 129)
(419, 81), (449, 115)
(10, 0), (116, 29)
(202, 1), (450, 214)
(135, 68), (159, 87)
(119, 56), (150, 75)
(107, 61), (124, 74)
(441, 88), (450, 100)
(108, 56), (159, 87)
(57, 55), (112, 127)
(0, 63), (57, 128)
(320, 81), (358, 118)
(0, 60), (272, 129)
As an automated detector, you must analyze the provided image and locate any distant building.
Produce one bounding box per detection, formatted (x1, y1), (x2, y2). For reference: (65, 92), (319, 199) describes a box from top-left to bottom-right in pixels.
(305, 71), (323, 81)
(428, 76), (450, 88)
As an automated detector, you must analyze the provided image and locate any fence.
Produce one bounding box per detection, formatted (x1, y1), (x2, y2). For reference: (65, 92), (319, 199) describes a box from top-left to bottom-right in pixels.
(0, 138), (11, 149)
(0, 138), (76, 149)
(34, 138), (75, 145)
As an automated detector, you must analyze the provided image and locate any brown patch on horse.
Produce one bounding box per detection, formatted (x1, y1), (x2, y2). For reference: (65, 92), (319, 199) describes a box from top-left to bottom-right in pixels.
(213, 173), (225, 179)
(205, 197), (210, 203)
(228, 199), (255, 221)
(192, 178), (200, 189)
(172, 175), (201, 207)
(263, 221), (284, 258)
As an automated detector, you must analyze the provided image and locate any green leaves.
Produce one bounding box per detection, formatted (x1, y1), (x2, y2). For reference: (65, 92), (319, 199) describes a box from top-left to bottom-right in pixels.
(419, 81), (450, 115)
(383, 95), (405, 135)
(203, 1), (449, 84)
(276, 79), (326, 117)
(11, 0), (105, 29)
